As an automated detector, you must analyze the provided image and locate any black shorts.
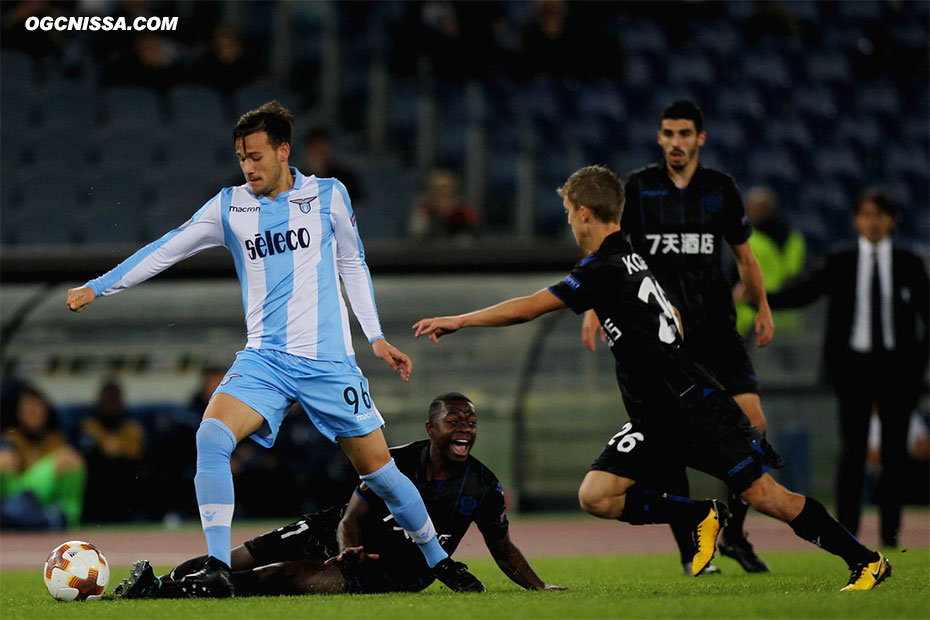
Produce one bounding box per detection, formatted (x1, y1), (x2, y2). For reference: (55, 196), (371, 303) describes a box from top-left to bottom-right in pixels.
(590, 392), (767, 494)
(685, 326), (758, 396)
(243, 505), (429, 594)
(244, 505), (344, 566)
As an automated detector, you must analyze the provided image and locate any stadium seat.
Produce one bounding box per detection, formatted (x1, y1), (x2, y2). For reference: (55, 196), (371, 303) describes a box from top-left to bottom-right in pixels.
(741, 54), (792, 91)
(79, 166), (152, 211)
(812, 149), (863, 184)
(435, 121), (468, 170)
(902, 117), (930, 148)
(617, 20), (666, 57)
(707, 119), (746, 153)
(805, 52), (852, 86)
(854, 81), (901, 118)
(159, 121), (231, 167)
(614, 148), (657, 178)
(11, 183), (84, 245)
(93, 122), (160, 168)
(167, 84), (229, 128)
(1, 88), (35, 141)
(623, 56), (653, 92)
(715, 87), (766, 121)
(792, 86), (837, 122)
(764, 117), (813, 151)
(668, 54), (716, 90)
(388, 76), (420, 145)
(799, 182), (850, 221)
(782, 0), (820, 22)
(747, 149), (800, 185)
(837, 0), (883, 20)
(72, 201), (148, 245)
(836, 116), (882, 152)
(1, 50), (36, 93)
(36, 82), (97, 134)
(885, 145), (929, 182)
(26, 126), (94, 170)
(102, 86), (163, 127)
(694, 22), (740, 59)
(576, 81), (626, 124)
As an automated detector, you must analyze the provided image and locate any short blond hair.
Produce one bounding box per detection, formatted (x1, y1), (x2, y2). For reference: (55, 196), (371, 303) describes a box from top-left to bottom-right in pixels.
(557, 165), (625, 223)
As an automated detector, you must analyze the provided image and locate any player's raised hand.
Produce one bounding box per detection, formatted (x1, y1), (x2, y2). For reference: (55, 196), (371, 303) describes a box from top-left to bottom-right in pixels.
(581, 309), (605, 352)
(323, 546), (380, 566)
(754, 304), (775, 347)
(66, 286), (96, 313)
(412, 316), (461, 344)
(372, 338), (412, 382)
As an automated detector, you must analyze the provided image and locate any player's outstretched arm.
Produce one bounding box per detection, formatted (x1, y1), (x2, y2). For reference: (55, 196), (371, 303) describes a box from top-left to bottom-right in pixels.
(483, 532), (567, 591)
(413, 289), (566, 344)
(581, 309), (605, 352)
(371, 338), (412, 382)
(66, 286), (96, 313)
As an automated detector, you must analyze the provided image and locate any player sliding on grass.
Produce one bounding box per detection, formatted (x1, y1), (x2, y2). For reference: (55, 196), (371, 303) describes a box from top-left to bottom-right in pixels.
(413, 165), (891, 591)
(112, 394), (564, 598)
(67, 101), (482, 594)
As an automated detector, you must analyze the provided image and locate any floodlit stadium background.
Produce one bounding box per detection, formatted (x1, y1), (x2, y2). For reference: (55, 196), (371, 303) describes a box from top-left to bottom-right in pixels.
(1, 1), (927, 519)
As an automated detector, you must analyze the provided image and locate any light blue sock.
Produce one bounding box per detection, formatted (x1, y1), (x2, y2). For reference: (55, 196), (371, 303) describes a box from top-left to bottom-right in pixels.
(361, 459), (448, 568)
(194, 418), (237, 568)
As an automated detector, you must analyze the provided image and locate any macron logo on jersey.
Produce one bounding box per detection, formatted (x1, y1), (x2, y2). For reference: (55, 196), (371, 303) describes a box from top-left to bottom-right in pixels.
(244, 228), (312, 260)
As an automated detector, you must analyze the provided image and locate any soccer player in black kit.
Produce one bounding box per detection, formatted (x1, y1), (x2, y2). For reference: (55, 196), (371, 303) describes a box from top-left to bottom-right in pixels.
(113, 393), (564, 598)
(582, 100), (778, 574)
(414, 165), (890, 591)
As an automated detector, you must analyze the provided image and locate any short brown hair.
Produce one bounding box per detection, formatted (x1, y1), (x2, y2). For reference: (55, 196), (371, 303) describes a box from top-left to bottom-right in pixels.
(233, 100), (294, 149)
(557, 165), (625, 223)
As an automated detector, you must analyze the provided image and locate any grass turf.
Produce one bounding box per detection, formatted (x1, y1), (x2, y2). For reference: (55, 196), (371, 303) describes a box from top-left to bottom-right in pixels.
(2, 550), (926, 619)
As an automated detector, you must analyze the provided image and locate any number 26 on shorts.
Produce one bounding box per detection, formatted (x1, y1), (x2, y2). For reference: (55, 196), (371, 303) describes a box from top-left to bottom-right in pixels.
(607, 422), (644, 453)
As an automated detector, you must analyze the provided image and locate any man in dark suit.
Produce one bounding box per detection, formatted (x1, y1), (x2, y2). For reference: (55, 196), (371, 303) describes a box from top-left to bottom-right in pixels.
(767, 189), (929, 547)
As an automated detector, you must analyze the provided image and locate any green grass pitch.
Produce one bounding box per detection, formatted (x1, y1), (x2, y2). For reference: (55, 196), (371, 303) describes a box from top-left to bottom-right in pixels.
(2, 550), (927, 619)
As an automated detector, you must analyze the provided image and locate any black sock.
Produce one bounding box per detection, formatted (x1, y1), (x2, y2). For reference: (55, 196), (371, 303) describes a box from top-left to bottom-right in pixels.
(670, 521), (696, 563)
(231, 569), (260, 597)
(620, 486), (708, 526)
(789, 497), (878, 567)
(723, 490), (748, 543)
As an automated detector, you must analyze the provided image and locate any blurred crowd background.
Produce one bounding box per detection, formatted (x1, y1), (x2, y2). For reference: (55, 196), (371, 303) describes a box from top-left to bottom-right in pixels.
(2, 0), (927, 246)
(1, 0), (927, 528)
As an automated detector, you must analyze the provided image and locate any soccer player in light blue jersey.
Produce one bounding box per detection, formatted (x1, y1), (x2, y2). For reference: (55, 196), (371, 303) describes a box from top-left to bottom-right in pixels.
(67, 101), (484, 595)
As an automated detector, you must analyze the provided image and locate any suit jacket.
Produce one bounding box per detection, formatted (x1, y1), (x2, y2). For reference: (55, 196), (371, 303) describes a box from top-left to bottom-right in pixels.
(768, 241), (929, 392)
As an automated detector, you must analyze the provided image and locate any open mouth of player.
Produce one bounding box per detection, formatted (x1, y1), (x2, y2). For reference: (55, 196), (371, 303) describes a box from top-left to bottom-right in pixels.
(451, 439), (471, 457)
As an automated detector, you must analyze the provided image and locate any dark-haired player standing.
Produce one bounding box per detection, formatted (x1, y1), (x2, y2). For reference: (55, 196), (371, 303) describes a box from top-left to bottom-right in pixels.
(415, 165), (890, 591)
(583, 100), (776, 574)
(67, 101), (481, 594)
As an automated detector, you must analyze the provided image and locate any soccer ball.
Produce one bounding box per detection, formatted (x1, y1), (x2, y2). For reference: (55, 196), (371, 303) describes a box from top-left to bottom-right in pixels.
(43, 541), (109, 602)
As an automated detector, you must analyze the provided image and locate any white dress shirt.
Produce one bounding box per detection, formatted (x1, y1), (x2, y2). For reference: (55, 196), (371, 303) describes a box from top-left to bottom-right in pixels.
(850, 236), (894, 352)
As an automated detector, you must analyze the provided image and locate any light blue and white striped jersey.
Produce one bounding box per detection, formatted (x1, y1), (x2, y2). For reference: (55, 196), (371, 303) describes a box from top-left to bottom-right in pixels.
(85, 169), (383, 362)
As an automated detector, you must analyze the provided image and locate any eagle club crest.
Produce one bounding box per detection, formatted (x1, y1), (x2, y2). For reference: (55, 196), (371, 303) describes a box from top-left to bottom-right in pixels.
(290, 196), (317, 213)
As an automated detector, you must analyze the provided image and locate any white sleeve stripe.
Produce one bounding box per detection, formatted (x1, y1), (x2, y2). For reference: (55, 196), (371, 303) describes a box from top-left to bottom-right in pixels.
(86, 194), (224, 296)
(330, 180), (384, 342)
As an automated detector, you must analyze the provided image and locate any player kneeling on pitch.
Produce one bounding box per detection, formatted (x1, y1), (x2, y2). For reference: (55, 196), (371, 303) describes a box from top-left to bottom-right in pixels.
(112, 393), (565, 598)
(413, 166), (891, 592)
